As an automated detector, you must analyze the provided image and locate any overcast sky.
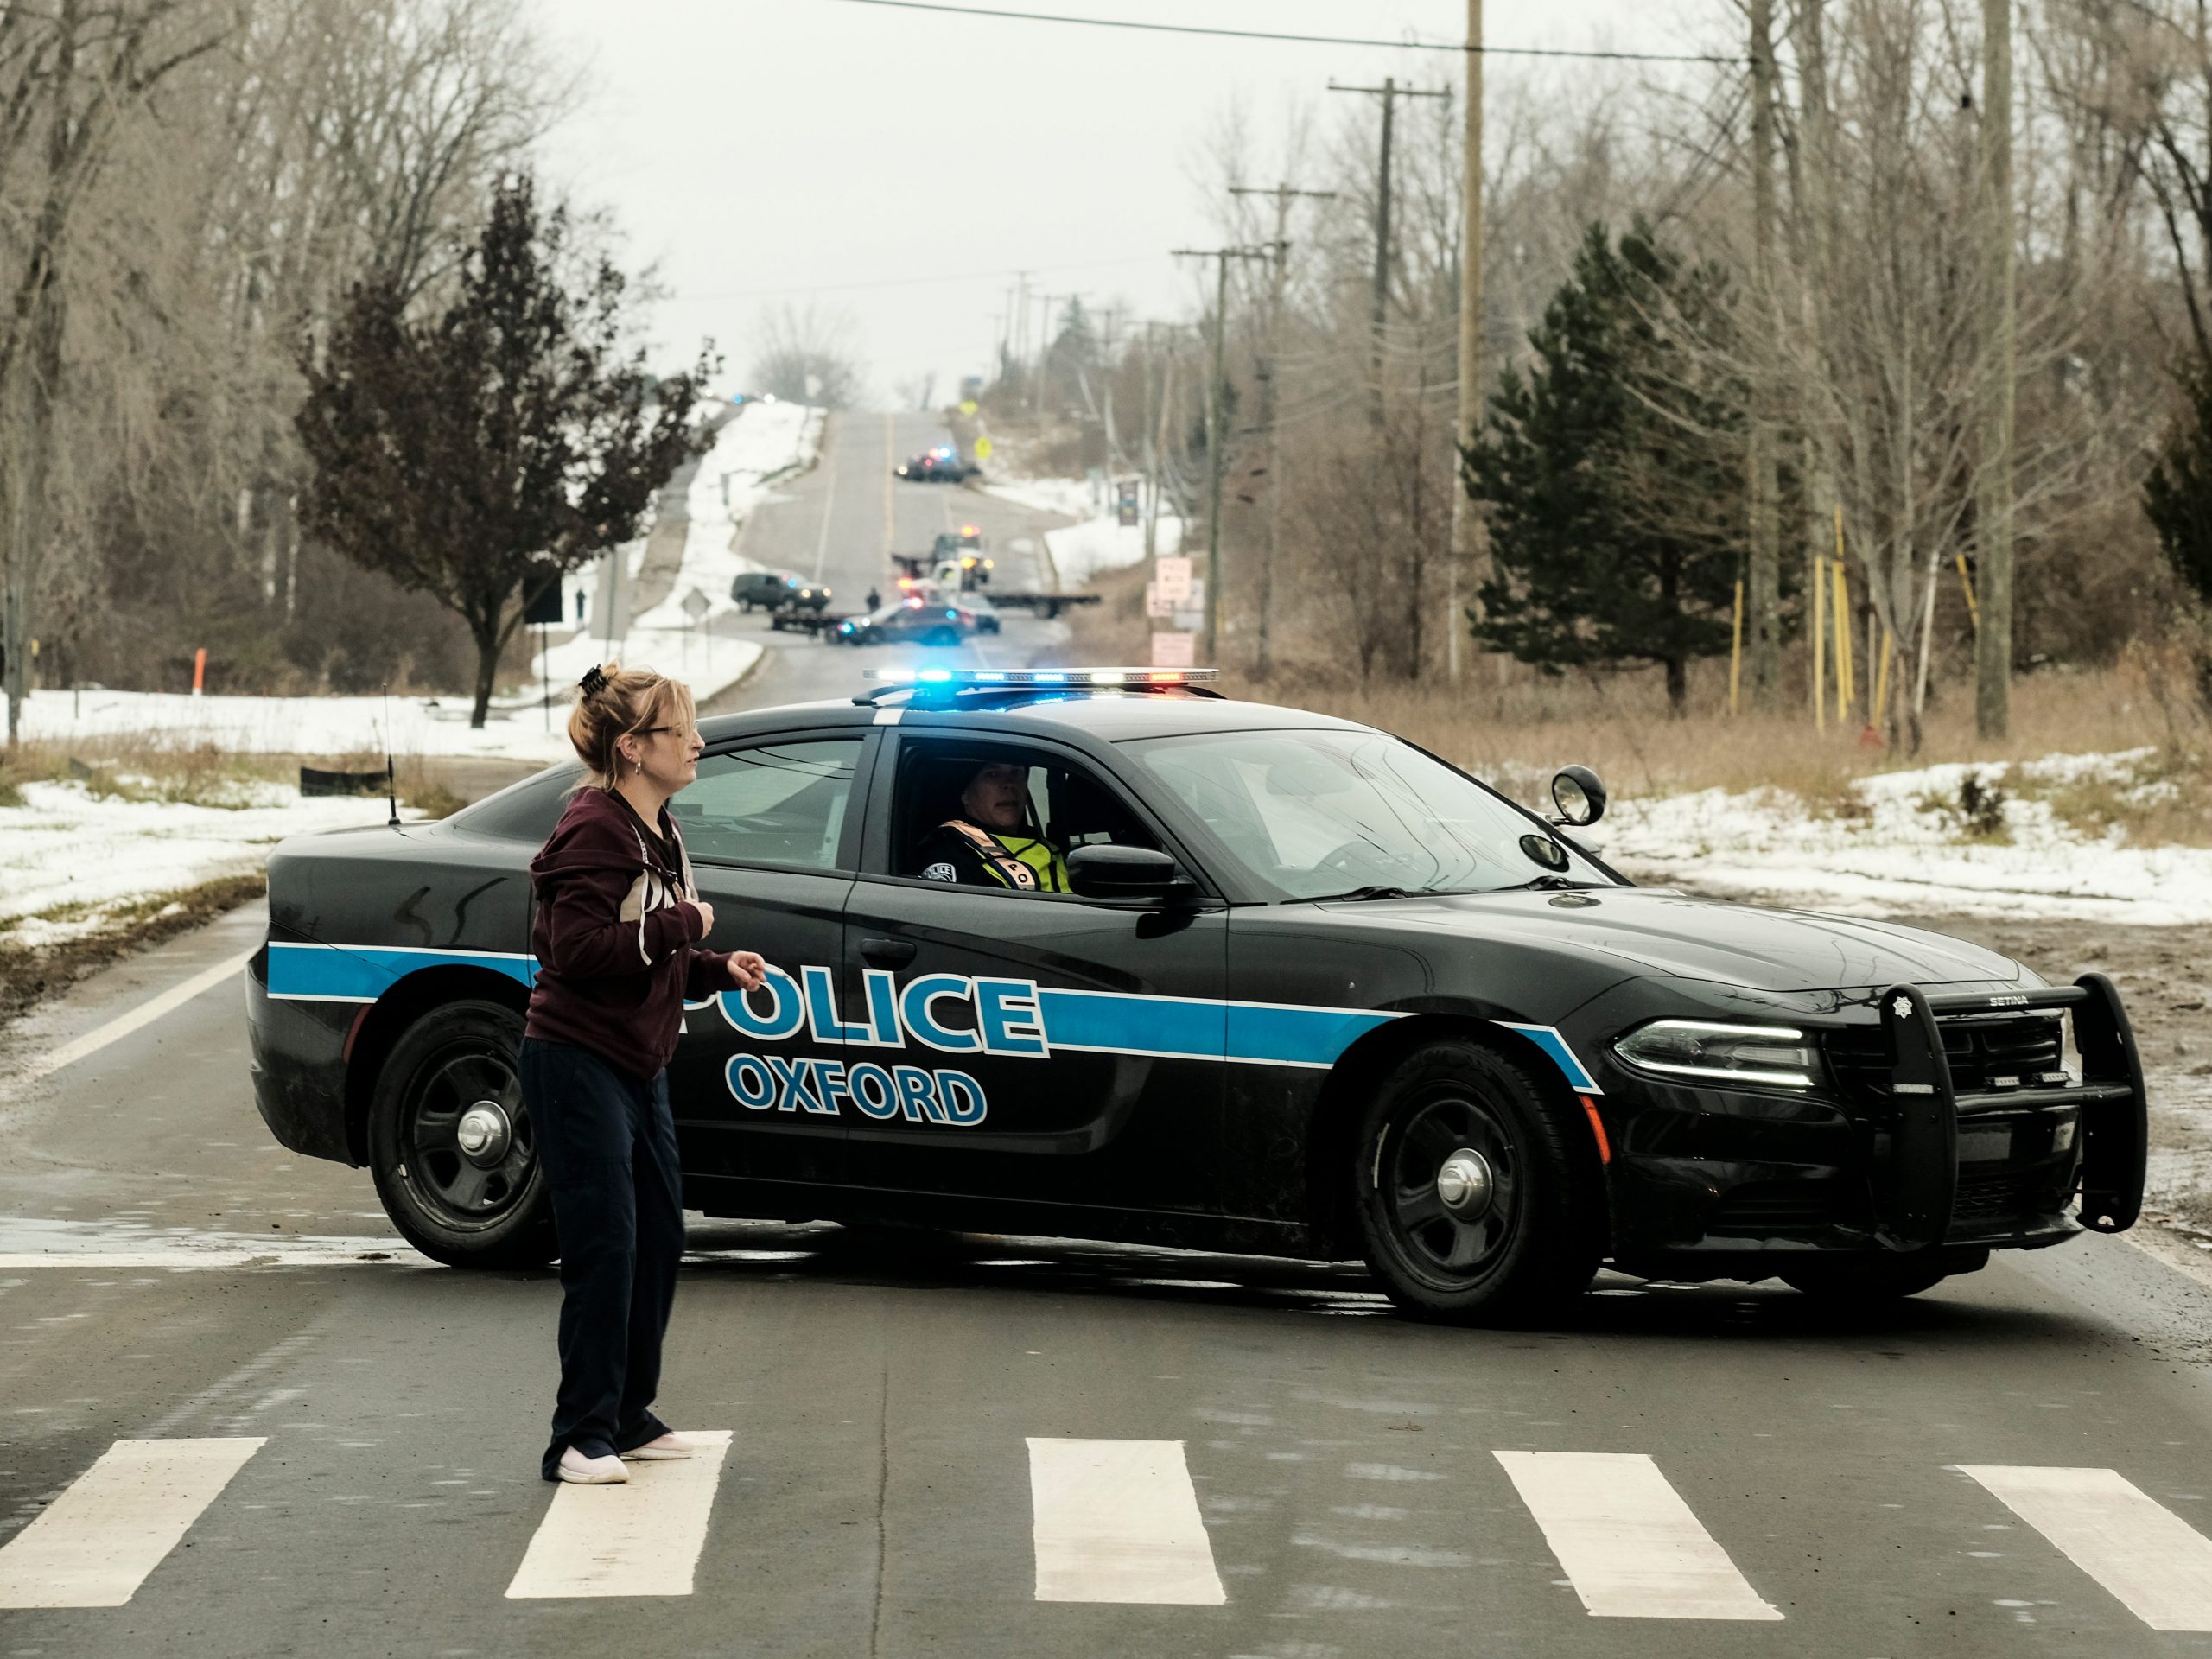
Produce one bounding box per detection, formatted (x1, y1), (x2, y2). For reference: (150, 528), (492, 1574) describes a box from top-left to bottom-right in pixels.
(533, 1), (1718, 407)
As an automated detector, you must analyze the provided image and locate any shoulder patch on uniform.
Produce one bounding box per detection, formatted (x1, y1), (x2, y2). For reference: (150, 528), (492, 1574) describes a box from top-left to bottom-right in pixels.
(923, 861), (957, 882)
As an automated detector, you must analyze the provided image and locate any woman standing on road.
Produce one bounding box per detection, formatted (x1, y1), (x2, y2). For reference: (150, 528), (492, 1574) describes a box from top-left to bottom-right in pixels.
(520, 663), (767, 1484)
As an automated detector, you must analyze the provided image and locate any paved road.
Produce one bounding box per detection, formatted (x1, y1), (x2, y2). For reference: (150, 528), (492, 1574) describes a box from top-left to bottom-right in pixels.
(6, 906), (2212, 1655)
(700, 409), (1078, 717)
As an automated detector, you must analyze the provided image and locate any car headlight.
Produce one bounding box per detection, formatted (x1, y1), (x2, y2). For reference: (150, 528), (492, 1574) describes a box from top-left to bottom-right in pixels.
(1612, 1020), (1819, 1089)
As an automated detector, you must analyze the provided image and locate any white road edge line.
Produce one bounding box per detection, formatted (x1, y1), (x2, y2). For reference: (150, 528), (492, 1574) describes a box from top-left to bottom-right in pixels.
(1027, 1436), (1226, 1605)
(1493, 1449), (1783, 1621)
(21, 946), (257, 1084)
(1958, 1464), (2212, 1631)
(505, 1429), (734, 1599)
(0, 1437), (264, 1609)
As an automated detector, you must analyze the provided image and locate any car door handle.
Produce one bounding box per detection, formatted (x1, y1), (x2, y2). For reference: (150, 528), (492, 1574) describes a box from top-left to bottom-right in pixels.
(860, 938), (918, 966)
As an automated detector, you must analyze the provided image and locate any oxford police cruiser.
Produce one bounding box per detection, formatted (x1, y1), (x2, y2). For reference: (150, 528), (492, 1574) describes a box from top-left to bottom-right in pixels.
(245, 666), (2149, 1323)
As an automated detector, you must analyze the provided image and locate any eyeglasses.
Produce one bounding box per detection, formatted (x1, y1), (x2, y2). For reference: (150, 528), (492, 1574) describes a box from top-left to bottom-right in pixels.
(643, 723), (699, 741)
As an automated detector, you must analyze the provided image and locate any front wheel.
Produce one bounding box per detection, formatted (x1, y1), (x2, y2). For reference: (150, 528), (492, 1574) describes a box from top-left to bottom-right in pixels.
(1352, 1039), (1601, 1325)
(367, 1001), (555, 1268)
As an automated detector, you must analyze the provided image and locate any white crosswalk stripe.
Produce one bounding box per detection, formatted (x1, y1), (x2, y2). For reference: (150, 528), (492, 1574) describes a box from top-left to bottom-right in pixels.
(0, 1437), (264, 1609)
(1957, 1465), (2212, 1632)
(1027, 1437), (1226, 1605)
(505, 1430), (734, 1599)
(1493, 1450), (1783, 1620)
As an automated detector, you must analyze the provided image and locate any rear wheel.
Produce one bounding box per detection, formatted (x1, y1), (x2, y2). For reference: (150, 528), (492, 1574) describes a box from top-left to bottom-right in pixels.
(1777, 1249), (1985, 1303)
(367, 1001), (554, 1268)
(1351, 1039), (1600, 1325)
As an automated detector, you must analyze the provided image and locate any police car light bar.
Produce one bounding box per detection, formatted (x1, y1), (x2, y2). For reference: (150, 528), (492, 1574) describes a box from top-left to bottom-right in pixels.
(861, 666), (1219, 689)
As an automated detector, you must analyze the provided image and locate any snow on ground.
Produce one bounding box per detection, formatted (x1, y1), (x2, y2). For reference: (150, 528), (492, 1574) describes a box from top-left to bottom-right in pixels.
(17, 685), (577, 763)
(16, 401), (823, 765)
(980, 474), (1181, 588)
(982, 475), (1098, 520)
(525, 397), (823, 704)
(1604, 748), (2212, 925)
(0, 779), (404, 947)
(1042, 511), (1183, 588)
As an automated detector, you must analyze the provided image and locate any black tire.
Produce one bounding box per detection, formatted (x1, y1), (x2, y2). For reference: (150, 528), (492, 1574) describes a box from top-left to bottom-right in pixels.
(367, 1000), (555, 1268)
(927, 626), (962, 647)
(1777, 1249), (1983, 1303)
(1352, 1039), (1601, 1325)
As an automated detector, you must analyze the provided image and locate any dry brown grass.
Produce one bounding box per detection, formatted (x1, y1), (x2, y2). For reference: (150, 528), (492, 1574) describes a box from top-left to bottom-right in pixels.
(1056, 570), (2212, 840)
(0, 732), (476, 816)
(0, 873), (266, 1028)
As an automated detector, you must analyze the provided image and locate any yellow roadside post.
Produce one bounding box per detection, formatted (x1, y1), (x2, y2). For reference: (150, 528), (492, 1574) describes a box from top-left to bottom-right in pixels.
(1832, 555), (1853, 722)
(1872, 627), (1895, 737)
(1955, 552), (1980, 634)
(1730, 578), (1745, 715)
(1813, 554), (1827, 734)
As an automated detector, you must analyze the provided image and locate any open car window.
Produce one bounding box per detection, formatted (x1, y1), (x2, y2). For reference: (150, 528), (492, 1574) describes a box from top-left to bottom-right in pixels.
(1126, 728), (1608, 899)
(889, 738), (1158, 889)
(672, 738), (862, 872)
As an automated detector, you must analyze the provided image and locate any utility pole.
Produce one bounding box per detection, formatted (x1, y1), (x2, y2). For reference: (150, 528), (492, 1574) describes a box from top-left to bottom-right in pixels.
(1173, 245), (1274, 665)
(1447, 0), (1484, 686)
(1013, 270), (1032, 410)
(1330, 76), (1450, 423)
(1747, 0), (1782, 708)
(1230, 182), (1334, 679)
(1976, 0), (2015, 741)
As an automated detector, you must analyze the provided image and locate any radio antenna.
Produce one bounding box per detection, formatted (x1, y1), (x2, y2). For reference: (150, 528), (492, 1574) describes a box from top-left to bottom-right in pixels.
(381, 683), (400, 830)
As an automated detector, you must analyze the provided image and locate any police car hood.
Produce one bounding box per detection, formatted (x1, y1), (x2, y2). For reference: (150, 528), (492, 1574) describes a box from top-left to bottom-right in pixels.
(1329, 887), (2024, 995)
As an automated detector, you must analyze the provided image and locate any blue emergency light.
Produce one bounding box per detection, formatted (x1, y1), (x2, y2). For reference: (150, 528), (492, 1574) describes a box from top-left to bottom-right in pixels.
(861, 667), (1219, 689)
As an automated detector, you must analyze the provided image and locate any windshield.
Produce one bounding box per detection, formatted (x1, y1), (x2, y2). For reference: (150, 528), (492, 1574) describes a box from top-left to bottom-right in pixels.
(1127, 728), (1611, 900)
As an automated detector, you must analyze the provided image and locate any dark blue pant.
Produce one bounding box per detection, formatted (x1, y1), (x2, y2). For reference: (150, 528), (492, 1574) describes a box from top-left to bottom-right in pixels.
(518, 1039), (684, 1480)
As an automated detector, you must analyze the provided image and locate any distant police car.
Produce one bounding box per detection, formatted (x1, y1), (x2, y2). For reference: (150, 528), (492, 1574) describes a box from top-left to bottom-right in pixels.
(245, 668), (2148, 1323)
(833, 595), (980, 647)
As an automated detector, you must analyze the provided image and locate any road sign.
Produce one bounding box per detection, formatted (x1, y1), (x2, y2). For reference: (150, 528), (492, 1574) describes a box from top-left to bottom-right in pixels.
(1116, 480), (1141, 528)
(1150, 631), (1197, 669)
(959, 399), (978, 416)
(973, 436), (994, 461)
(1154, 556), (1192, 602)
(681, 587), (711, 621)
(522, 577), (564, 627)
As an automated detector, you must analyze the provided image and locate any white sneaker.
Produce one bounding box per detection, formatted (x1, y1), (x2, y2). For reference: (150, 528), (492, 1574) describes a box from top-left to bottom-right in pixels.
(557, 1446), (630, 1484)
(620, 1431), (696, 1461)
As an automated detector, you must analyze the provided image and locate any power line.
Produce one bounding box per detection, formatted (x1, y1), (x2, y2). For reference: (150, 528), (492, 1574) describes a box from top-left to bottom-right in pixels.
(683, 252), (1162, 302)
(819, 0), (1749, 65)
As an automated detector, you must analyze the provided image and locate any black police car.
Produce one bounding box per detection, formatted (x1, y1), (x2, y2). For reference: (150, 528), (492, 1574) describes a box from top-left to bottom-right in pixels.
(893, 448), (975, 482)
(833, 596), (977, 647)
(245, 667), (2147, 1323)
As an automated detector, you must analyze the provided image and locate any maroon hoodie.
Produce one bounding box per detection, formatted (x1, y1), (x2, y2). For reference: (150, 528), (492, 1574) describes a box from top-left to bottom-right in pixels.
(524, 786), (732, 1081)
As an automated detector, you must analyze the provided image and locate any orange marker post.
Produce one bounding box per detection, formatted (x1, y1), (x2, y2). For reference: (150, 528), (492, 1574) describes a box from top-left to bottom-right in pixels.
(192, 647), (207, 696)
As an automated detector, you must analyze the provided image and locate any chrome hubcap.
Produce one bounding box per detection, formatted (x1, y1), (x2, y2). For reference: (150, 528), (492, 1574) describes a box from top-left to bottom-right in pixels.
(1434, 1147), (1494, 1217)
(455, 1102), (512, 1166)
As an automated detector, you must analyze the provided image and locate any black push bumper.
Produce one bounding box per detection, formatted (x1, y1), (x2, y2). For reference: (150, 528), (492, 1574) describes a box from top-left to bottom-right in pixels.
(1877, 973), (2145, 1249)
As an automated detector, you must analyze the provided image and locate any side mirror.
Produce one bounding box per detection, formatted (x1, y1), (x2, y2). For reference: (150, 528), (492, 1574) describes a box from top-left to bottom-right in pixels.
(1068, 843), (1193, 901)
(1550, 765), (1607, 827)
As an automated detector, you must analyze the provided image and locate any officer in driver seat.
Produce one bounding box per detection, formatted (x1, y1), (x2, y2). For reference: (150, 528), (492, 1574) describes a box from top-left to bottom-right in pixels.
(912, 760), (1071, 892)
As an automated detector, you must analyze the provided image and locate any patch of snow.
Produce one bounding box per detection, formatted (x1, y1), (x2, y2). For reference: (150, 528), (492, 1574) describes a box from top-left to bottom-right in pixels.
(17, 403), (824, 762)
(0, 779), (404, 946)
(981, 473), (1182, 589)
(982, 475), (1099, 520)
(1042, 512), (1184, 588)
(1606, 751), (2212, 924)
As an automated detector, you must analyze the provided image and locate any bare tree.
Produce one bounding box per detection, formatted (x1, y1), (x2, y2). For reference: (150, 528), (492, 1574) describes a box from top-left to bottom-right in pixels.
(747, 300), (864, 408)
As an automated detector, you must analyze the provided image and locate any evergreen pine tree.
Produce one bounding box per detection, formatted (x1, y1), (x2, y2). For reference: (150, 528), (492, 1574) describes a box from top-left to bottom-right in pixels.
(296, 175), (714, 727)
(1467, 220), (1745, 711)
